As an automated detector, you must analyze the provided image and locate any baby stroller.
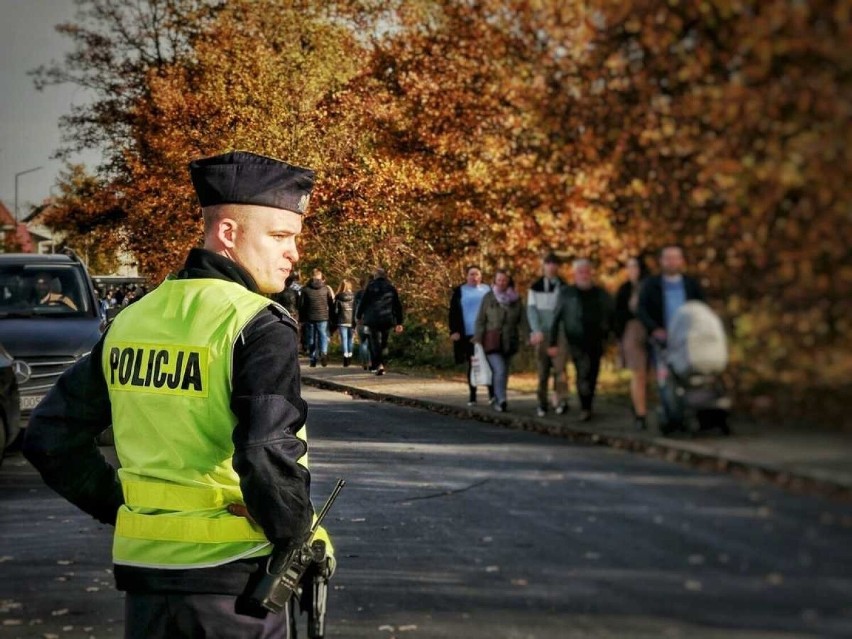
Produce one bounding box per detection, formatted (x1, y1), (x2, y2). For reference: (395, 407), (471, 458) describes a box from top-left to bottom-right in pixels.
(653, 301), (732, 436)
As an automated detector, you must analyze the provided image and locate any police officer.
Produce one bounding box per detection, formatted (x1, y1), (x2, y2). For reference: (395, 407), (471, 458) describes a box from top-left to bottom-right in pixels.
(24, 151), (329, 638)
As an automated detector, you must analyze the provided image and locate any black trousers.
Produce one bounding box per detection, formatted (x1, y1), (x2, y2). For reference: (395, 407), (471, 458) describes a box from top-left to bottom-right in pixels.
(125, 592), (290, 639)
(367, 326), (390, 369)
(570, 342), (603, 411)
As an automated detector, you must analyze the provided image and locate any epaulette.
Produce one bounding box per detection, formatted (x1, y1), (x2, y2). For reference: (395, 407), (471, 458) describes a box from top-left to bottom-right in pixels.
(268, 301), (298, 329)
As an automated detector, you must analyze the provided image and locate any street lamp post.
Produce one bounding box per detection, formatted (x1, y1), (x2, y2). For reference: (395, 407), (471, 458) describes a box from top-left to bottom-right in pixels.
(14, 166), (43, 223)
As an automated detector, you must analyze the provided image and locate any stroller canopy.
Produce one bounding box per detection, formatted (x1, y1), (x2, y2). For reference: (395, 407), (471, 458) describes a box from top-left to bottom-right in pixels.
(667, 301), (728, 377)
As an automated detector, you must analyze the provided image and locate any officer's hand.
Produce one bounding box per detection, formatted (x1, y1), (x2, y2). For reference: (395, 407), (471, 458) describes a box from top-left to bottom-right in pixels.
(546, 346), (559, 358)
(530, 331), (544, 346)
(394, 325), (404, 334)
(450, 332), (461, 342)
(227, 503), (257, 525)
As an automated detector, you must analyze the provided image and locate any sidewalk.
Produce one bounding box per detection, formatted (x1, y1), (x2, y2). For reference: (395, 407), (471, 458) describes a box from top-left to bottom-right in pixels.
(301, 362), (852, 499)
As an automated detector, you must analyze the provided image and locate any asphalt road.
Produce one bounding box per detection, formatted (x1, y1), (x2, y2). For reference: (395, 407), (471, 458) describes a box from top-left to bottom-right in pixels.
(1, 386), (851, 639)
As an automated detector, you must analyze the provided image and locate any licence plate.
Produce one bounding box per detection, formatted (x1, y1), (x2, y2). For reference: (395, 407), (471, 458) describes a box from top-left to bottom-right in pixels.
(21, 395), (44, 411)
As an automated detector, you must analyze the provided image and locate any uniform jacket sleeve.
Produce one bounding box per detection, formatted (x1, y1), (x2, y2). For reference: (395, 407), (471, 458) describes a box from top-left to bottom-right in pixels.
(22, 335), (124, 525)
(230, 307), (313, 549)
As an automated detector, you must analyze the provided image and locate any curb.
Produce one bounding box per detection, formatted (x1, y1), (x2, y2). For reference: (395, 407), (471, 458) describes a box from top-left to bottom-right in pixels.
(302, 375), (852, 501)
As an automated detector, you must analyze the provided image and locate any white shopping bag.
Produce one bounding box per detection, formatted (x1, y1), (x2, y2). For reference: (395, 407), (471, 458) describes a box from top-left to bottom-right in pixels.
(469, 343), (492, 387)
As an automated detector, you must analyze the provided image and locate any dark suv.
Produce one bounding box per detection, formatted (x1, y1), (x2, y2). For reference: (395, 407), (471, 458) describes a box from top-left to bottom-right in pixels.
(0, 253), (104, 418)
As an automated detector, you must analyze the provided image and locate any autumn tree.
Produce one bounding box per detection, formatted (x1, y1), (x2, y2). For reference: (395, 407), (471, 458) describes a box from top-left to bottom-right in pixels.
(38, 0), (850, 422)
(43, 164), (125, 274)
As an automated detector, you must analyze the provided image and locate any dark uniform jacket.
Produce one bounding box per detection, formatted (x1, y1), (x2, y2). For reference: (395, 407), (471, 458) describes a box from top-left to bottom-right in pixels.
(22, 249), (312, 595)
(299, 278), (335, 323)
(637, 274), (705, 334)
(355, 277), (403, 330)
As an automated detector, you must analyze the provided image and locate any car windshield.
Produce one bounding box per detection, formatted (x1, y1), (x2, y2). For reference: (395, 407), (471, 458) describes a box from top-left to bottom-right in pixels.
(0, 264), (93, 317)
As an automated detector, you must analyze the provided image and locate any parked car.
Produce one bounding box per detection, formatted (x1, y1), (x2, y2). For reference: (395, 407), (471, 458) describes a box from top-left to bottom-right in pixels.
(0, 253), (104, 420)
(0, 341), (21, 465)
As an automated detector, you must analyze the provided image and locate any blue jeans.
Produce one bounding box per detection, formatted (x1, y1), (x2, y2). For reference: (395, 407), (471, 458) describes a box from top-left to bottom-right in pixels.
(307, 321), (329, 363)
(339, 326), (355, 356)
(486, 353), (512, 404)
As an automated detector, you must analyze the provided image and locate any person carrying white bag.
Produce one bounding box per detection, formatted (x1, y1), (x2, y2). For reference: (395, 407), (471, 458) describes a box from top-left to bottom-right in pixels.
(469, 342), (493, 389)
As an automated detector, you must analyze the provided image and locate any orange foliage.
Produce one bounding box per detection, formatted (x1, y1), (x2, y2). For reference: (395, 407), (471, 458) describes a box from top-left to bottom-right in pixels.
(40, 0), (851, 422)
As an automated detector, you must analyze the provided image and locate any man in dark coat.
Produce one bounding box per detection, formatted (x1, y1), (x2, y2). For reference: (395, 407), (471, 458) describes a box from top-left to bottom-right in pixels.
(548, 259), (613, 422)
(355, 268), (404, 375)
(299, 269), (335, 367)
(637, 245), (705, 344)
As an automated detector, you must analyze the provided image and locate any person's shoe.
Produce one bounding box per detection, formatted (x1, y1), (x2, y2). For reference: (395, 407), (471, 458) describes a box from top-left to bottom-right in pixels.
(635, 416), (647, 431)
(375, 366), (385, 376)
(320, 354), (328, 367)
(343, 356), (350, 368)
(555, 401), (569, 416)
(579, 410), (592, 422)
(467, 400), (477, 407)
(363, 363), (369, 370)
(494, 401), (507, 412)
(309, 360), (317, 368)
(536, 406), (547, 418)
(488, 396), (497, 406)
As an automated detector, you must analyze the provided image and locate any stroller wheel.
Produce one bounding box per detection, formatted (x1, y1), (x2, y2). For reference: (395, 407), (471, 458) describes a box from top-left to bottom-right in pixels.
(657, 408), (678, 436)
(697, 409), (730, 435)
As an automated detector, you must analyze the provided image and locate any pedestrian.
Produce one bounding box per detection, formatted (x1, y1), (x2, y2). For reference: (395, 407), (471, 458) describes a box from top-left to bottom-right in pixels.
(23, 150), (332, 638)
(275, 271), (302, 320)
(549, 259), (613, 422)
(300, 268), (335, 367)
(355, 267), (404, 376)
(353, 275), (373, 370)
(334, 278), (357, 367)
(273, 271), (304, 351)
(448, 264), (494, 406)
(473, 269), (525, 412)
(614, 256), (651, 430)
(527, 252), (569, 417)
(637, 245), (705, 345)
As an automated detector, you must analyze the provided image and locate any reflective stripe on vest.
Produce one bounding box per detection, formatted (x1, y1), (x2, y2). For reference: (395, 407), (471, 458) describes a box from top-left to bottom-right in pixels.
(104, 278), (289, 569)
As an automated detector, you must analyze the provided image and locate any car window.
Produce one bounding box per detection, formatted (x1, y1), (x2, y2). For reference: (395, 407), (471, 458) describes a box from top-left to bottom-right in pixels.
(0, 265), (93, 317)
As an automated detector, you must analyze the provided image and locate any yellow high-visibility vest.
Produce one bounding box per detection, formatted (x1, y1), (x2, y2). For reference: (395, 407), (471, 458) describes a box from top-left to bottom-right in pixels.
(103, 277), (308, 569)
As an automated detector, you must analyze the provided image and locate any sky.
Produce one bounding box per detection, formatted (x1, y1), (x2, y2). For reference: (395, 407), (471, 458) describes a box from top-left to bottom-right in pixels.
(0, 0), (101, 220)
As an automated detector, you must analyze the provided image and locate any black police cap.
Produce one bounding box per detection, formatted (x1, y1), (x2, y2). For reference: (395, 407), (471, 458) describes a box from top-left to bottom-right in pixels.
(189, 151), (315, 214)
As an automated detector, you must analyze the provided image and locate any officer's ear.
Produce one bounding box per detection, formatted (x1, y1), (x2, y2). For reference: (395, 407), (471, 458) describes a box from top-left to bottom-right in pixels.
(203, 205), (242, 249)
(216, 217), (239, 249)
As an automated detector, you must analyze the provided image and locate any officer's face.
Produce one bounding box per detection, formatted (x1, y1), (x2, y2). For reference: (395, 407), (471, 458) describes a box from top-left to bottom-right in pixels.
(232, 207), (302, 294)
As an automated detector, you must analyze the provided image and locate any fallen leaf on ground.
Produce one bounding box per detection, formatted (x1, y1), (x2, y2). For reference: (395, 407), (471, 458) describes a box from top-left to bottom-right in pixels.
(684, 580), (703, 592)
(766, 573), (784, 585)
(50, 609), (69, 617)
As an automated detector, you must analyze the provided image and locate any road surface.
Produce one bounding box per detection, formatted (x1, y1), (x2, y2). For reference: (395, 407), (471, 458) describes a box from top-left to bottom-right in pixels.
(1, 386), (851, 638)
